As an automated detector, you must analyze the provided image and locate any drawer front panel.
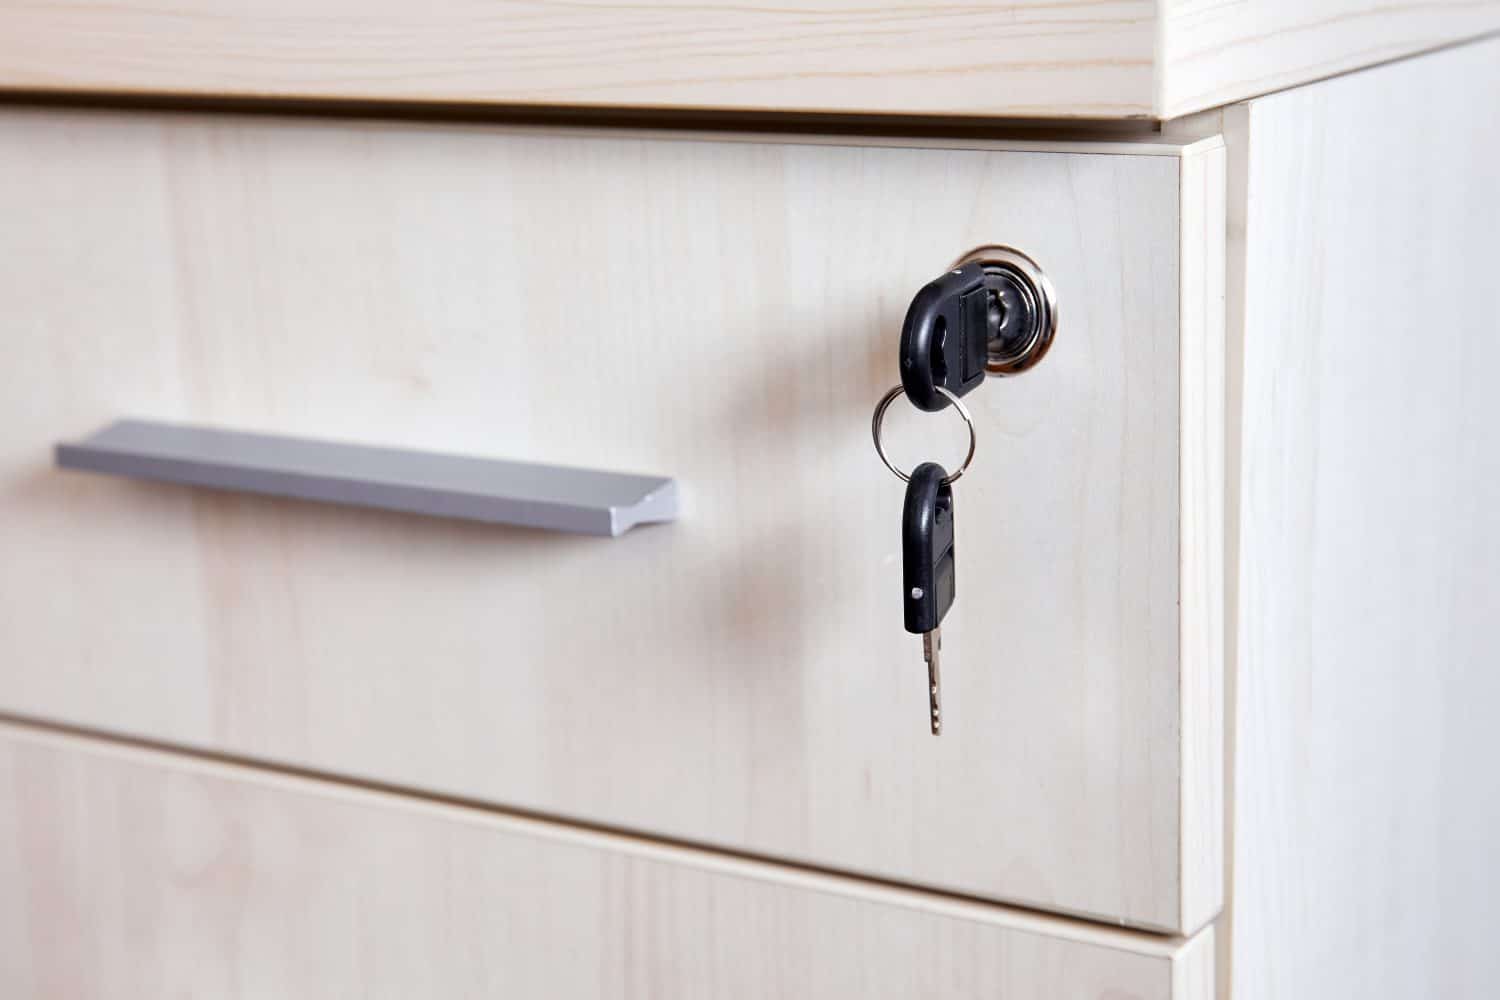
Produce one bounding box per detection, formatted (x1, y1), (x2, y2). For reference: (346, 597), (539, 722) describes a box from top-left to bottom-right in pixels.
(0, 722), (1214, 998)
(0, 109), (1223, 931)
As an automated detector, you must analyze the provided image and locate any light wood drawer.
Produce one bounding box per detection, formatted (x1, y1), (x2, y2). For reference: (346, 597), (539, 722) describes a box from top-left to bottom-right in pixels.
(0, 721), (1215, 998)
(0, 108), (1224, 933)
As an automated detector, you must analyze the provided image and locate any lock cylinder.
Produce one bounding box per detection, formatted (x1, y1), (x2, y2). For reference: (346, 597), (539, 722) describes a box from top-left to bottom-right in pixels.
(954, 246), (1058, 376)
(898, 246), (1059, 412)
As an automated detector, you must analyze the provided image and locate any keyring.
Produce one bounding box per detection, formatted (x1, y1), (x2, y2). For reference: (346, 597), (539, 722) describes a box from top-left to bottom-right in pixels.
(870, 384), (977, 485)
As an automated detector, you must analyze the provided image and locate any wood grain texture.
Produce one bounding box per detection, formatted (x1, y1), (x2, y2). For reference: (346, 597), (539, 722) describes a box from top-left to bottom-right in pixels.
(0, 0), (1496, 119)
(1177, 139), (1226, 936)
(1174, 923), (1218, 1000)
(1160, 0), (1500, 118)
(0, 0), (1161, 118)
(1227, 37), (1500, 999)
(0, 108), (1222, 932)
(0, 720), (1217, 999)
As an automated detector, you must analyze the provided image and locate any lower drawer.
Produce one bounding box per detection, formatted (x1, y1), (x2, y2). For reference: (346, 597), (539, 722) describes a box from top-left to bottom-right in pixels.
(0, 722), (1213, 998)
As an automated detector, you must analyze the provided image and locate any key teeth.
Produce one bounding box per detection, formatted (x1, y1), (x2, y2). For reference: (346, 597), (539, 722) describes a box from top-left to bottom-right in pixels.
(923, 627), (942, 736)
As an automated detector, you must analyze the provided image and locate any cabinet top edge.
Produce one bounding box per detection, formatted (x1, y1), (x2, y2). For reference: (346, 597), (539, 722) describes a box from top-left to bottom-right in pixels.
(0, 2), (1496, 121)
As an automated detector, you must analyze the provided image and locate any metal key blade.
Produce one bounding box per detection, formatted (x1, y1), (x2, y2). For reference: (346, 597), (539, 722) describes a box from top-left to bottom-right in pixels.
(923, 626), (942, 735)
(904, 462), (953, 738)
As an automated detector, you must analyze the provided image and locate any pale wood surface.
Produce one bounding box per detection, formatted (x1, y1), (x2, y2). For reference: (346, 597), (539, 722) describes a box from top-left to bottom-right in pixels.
(0, 0), (1496, 119)
(1226, 38), (1500, 999)
(1176, 139), (1226, 936)
(0, 108), (1224, 932)
(0, 720), (1216, 999)
(1174, 925), (1218, 1000)
(0, 0), (1163, 118)
(1160, 1), (1500, 118)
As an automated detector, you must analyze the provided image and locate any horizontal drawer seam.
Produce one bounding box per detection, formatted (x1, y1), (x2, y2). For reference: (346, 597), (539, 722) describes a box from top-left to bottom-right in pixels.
(0, 710), (1191, 953)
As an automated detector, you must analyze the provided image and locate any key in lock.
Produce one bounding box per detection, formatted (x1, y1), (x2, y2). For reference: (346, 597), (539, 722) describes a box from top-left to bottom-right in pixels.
(898, 246), (1059, 412)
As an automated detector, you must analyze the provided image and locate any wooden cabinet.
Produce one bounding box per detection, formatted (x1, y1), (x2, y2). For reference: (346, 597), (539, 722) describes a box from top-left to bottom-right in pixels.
(0, 108), (1224, 934)
(2, 17), (1498, 1000)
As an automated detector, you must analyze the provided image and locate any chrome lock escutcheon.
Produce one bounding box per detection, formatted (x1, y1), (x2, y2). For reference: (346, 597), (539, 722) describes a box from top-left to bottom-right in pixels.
(897, 245), (1058, 412)
(957, 245), (1058, 377)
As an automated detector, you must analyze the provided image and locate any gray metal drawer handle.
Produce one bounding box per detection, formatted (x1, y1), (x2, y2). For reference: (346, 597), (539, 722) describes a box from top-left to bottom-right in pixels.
(55, 419), (678, 537)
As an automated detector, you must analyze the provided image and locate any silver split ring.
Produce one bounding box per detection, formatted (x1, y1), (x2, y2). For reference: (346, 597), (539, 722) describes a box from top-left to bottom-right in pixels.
(870, 384), (977, 486)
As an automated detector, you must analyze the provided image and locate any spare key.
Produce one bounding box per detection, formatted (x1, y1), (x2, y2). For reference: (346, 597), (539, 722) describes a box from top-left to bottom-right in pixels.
(903, 461), (955, 735)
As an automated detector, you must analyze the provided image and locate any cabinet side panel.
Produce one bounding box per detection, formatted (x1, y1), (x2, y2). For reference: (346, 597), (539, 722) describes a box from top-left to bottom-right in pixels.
(1231, 38), (1500, 1000)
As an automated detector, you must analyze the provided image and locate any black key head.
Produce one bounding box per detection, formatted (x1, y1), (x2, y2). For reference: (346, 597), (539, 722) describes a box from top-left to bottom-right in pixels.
(898, 262), (993, 412)
(902, 462), (956, 634)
